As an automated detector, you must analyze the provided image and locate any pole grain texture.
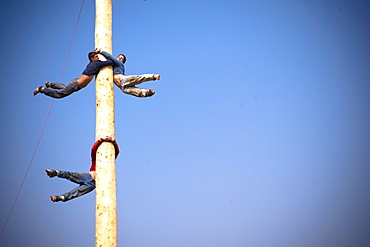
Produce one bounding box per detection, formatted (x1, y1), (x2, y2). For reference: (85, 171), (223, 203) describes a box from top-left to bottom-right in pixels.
(94, 0), (117, 246)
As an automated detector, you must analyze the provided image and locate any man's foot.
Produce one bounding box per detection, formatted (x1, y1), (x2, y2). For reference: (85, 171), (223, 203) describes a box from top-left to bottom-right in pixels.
(147, 89), (155, 97)
(154, 74), (161, 80)
(45, 82), (51, 88)
(50, 196), (63, 202)
(33, 86), (44, 95)
(45, 169), (57, 178)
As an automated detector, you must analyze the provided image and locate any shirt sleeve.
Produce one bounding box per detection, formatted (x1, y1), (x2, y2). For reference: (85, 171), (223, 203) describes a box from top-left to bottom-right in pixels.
(91, 139), (103, 162)
(101, 51), (122, 68)
(112, 141), (120, 158)
(82, 60), (113, 76)
(101, 60), (114, 67)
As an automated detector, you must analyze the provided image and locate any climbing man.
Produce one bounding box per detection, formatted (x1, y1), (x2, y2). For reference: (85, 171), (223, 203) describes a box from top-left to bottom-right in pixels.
(45, 136), (119, 202)
(33, 51), (114, 98)
(95, 48), (160, 97)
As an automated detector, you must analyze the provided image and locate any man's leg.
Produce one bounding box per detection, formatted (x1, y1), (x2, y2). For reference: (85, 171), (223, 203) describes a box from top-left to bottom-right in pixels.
(122, 86), (155, 97)
(121, 74), (159, 87)
(38, 78), (81, 98)
(60, 180), (96, 202)
(57, 170), (91, 184)
(45, 82), (66, 89)
(50, 171), (95, 202)
(120, 74), (158, 97)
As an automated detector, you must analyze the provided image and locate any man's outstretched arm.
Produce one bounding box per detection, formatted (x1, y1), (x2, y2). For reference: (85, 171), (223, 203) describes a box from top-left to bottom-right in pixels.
(95, 48), (122, 67)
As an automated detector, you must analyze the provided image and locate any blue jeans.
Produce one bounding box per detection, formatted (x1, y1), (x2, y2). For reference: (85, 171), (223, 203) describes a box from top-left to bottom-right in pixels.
(42, 79), (81, 98)
(58, 171), (95, 202)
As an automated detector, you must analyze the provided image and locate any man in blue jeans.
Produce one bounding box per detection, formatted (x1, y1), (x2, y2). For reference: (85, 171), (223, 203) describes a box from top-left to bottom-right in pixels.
(33, 51), (114, 99)
(45, 136), (119, 202)
(95, 48), (160, 97)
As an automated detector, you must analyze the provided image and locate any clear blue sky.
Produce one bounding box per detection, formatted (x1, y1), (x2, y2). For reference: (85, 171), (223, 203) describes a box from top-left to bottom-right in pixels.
(1, 0), (369, 246)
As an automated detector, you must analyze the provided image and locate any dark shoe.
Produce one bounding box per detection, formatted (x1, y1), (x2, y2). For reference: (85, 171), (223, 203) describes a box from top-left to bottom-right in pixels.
(50, 196), (63, 202)
(45, 169), (57, 178)
(147, 89), (155, 97)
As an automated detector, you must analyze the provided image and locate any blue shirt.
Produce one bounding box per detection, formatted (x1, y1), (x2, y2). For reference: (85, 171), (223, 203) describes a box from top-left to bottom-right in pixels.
(82, 60), (114, 76)
(101, 51), (125, 75)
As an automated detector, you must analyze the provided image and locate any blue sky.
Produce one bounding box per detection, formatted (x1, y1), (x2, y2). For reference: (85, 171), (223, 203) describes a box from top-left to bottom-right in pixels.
(0, 0), (370, 246)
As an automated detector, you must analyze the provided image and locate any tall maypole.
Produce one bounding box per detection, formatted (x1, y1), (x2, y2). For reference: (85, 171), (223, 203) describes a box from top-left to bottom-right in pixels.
(94, 0), (117, 246)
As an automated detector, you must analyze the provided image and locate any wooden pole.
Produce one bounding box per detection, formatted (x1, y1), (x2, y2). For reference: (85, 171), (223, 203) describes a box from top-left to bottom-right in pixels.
(94, 0), (117, 246)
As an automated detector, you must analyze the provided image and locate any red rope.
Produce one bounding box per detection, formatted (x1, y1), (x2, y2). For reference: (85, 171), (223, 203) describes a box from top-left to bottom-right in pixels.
(0, 0), (85, 238)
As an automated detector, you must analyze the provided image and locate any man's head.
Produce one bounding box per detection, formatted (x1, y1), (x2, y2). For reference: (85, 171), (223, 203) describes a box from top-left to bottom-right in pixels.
(88, 52), (99, 62)
(117, 54), (126, 63)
